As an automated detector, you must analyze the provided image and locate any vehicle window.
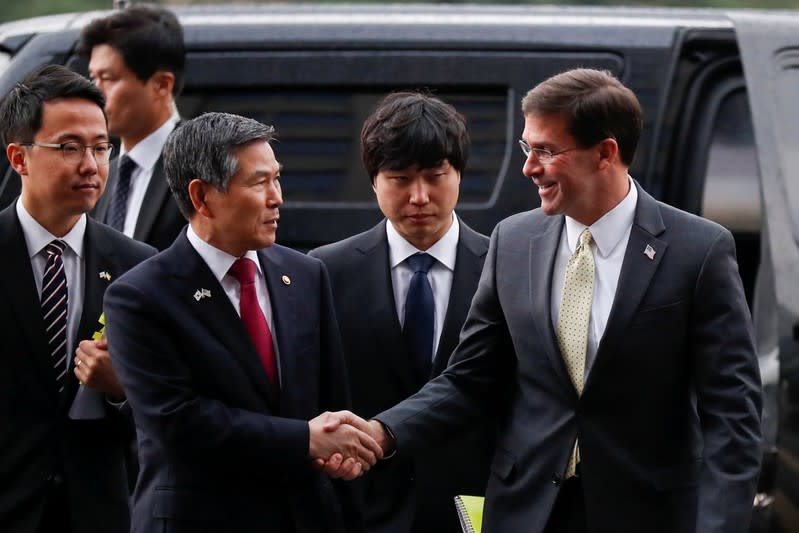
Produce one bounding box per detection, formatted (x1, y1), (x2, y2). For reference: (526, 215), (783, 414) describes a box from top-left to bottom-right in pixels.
(700, 89), (760, 233)
(178, 89), (508, 206)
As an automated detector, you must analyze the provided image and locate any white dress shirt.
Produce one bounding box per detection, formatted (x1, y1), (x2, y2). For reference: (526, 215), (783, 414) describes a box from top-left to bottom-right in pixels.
(118, 112), (180, 237)
(186, 225), (281, 381)
(551, 177), (638, 377)
(17, 198), (86, 365)
(387, 212), (459, 359)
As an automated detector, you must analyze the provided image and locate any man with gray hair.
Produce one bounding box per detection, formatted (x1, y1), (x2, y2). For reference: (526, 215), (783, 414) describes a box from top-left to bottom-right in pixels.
(104, 112), (381, 532)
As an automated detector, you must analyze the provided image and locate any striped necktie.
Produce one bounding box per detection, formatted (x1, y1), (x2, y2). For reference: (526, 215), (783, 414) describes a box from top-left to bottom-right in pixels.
(41, 240), (69, 392)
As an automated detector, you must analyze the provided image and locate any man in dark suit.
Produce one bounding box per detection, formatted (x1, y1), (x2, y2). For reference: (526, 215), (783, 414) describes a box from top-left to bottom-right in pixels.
(104, 112), (382, 533)
(79, 4), (186, 251)
(310, 92), (492, 533)
(0, 65), (155, 533)
(324, 69), (763, 533)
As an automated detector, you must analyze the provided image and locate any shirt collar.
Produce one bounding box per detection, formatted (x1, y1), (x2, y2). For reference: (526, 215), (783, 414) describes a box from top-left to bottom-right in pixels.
(564, 176), (638, 258)
(386, 212), (459, 271)
(16, 198), (86, 259)
(121, 112), (180, 172)
(186, 225), (262, 283)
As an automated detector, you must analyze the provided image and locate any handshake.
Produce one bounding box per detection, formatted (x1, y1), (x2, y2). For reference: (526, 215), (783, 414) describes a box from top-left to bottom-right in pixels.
(308, 411), (394, 480)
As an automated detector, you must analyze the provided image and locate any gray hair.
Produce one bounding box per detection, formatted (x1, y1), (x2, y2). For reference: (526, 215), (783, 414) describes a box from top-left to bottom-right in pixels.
(163, 112), (275, 219)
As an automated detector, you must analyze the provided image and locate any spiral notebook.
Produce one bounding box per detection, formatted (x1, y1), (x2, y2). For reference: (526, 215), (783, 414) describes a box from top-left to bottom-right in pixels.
(453, 495), (484, 533)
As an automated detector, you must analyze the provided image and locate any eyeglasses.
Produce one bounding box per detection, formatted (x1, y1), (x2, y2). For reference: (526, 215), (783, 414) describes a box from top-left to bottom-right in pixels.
(21, 142), (114, 165)
(518, 140), (577, 164)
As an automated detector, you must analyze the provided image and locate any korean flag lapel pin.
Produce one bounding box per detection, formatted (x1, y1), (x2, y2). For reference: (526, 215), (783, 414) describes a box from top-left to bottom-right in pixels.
(194, 288), (212, 302)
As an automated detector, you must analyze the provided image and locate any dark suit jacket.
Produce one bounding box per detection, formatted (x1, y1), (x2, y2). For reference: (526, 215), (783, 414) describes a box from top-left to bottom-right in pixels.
(0, 203), (156, 533)
(377, 183), (763, 533)
(310, 218), (493, 533)
(93, 154), (186, 251)
(104, 231), (359, 533)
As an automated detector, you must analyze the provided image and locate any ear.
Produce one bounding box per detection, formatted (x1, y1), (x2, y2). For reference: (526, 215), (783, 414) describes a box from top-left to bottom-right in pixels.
(188, 179), (212, 217)
(596, 138), (619, 171)
(149, 71), (175, 99)
(7, 143), (29, 176)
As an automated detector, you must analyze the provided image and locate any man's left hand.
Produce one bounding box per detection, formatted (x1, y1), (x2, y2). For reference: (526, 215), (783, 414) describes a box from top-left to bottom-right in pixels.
(74, 338), (125, 401)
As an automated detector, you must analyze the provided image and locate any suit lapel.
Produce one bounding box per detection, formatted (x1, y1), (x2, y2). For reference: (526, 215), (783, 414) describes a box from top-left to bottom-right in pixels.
(584, 184), (667, 392)
(0, 205), (59, 403)
(132, 157), (168, 242)
(360, 223), (419, 393)
(529, 216), (575, 391)
(258, 247), (292, 409)
(169, 235), (278, 410)
(432, 221), (488, 375)
(67, 220), (119, 403)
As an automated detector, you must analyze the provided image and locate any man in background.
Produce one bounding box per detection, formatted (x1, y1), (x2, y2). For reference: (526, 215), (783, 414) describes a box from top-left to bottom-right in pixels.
(0, 64), (155, 533)
(310, 92), (493, 533)
(79, 4), (186, 250)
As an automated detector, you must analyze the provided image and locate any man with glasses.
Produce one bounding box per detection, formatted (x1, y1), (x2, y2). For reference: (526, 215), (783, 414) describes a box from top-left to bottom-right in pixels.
(0, 64), (155, 533)
(322, 69), (762, 533)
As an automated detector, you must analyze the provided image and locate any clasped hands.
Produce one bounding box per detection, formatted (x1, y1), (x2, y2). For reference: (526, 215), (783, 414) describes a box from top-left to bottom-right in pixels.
(308, 411), (394, 480)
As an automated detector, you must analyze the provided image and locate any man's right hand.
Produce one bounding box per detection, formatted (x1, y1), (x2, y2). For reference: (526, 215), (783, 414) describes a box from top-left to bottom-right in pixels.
(308, 411), (384, 480)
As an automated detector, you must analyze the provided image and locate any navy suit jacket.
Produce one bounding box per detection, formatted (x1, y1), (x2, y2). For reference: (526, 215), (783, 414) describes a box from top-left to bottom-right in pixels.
(105, 231), (359, 533)
(377, 183), (763, 533)
(311, 218), (493, 533)
(0, 203), (155, 533)
(93, 154), (185, 251)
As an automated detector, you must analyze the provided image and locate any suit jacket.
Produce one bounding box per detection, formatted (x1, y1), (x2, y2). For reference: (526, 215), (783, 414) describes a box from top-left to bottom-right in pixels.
(93, 154), (186, 251)
(104, 231), (359, 533)
(0, 203), (156, 533)
(310, 218), (493, 533)
(377, 183), (763, 533)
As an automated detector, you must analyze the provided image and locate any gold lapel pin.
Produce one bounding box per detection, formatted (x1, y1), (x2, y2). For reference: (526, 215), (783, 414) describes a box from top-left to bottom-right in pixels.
(282, 275), (291, 286)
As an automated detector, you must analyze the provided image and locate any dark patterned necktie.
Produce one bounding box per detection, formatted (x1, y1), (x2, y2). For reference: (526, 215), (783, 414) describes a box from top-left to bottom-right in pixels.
(41, 240), (68, 392)
(403, 253), (436, 385)
(107, 155), (137, 231)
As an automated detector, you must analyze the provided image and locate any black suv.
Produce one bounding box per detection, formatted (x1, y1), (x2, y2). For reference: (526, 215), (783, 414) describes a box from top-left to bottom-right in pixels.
(1, 5), (798, 531)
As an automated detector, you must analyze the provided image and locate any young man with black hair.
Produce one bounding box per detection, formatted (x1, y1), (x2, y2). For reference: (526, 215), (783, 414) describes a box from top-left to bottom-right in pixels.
(79, 4), (186, 251)
(310, 92), (493, 533)
(0, 64), (155, 533)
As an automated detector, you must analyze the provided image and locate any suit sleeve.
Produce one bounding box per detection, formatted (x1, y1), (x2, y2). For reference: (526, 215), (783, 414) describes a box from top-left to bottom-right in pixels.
(104, 277), (310, 477)
(375, 223), (514, 453)
(692, 229), (762, 532)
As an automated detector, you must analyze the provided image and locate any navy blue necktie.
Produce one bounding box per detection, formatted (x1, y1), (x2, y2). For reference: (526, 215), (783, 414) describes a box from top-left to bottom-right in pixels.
(107, 155), (137, 231)
(403, 253), (436, 385)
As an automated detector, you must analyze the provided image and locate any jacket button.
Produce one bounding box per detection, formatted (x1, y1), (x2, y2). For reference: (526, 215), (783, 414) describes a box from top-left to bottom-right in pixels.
(551, 473), (562, 486)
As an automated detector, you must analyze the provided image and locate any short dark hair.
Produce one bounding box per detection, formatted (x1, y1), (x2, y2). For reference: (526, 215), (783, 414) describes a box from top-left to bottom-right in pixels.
(521, 68), (642, 166)
(163, 112), (275, 219)
(361, 91), (470, 183)
(0, 64), (105, 146)
(78, 4), (185, 96)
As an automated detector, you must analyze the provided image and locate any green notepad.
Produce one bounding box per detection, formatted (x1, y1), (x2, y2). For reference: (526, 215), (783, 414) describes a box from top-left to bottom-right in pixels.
(454, 495), (484, 533)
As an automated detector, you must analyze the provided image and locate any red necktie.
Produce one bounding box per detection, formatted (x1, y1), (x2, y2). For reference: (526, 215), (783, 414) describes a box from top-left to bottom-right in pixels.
(228, 258), (278, 384)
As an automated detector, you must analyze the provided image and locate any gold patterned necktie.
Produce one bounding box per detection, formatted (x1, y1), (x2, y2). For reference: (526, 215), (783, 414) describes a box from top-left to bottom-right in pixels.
(556, 227), (594, 477)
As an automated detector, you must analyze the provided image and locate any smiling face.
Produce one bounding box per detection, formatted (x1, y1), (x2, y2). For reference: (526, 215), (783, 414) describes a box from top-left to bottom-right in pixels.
(8, 97), (109, 236)
(372, 160), (460, 251)
(521, 112), (614, 226)
(199, 140), (282, 256)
